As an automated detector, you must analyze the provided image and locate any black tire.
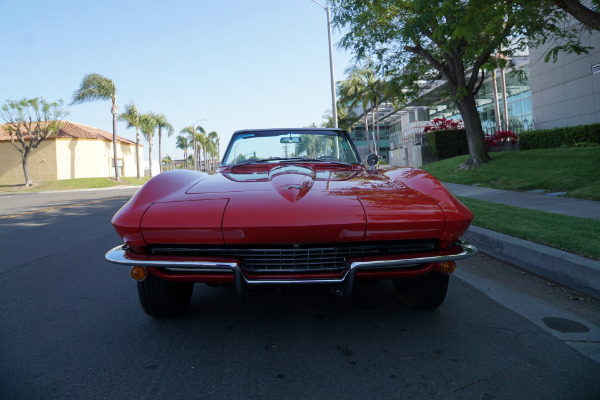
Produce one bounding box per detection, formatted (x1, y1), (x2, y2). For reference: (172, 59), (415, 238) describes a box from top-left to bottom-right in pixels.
(137, 274), (194, 317)
(393, 272), (449, 310)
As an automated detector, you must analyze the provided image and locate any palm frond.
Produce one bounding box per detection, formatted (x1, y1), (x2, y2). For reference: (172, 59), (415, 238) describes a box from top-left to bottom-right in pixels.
(117, 101), (139, 128)
(71, 73), (116, 105)
(139, 113), (157, 139)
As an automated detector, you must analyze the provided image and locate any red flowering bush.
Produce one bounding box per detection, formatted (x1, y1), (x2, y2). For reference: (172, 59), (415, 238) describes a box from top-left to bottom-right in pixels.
(423, 117), (464, 132)
(485, 130), (519, 148)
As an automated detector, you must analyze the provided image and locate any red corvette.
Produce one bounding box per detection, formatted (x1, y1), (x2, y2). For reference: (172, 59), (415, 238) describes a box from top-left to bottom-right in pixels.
(106, 128), (477, 317)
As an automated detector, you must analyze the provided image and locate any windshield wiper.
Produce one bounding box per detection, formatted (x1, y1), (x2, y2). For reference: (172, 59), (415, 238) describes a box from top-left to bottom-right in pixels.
(232, 157), (298, 166)
(232, 157), (352, 167)
(281, 158), (352, 167)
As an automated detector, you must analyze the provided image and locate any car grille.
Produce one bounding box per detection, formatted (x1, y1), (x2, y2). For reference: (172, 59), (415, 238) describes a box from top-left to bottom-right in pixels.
(149, 240), (437, 272)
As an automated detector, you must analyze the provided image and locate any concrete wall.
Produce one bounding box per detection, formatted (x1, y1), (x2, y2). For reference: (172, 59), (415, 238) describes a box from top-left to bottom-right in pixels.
(530, 21), (600, 129)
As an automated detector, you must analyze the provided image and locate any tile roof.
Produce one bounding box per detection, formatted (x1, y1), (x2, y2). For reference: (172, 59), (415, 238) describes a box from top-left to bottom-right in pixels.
(0, 120), (136, 145)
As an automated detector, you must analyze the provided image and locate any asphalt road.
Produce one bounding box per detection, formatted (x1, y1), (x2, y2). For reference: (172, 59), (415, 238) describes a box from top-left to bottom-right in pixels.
(1, 188), (599, 400)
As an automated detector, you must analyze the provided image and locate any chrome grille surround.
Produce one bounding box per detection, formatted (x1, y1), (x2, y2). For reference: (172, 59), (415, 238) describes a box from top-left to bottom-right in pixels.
(148, 240), (438, 272)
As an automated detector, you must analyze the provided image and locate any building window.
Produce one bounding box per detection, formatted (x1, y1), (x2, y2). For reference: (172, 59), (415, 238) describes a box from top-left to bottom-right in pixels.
(111, 158), (124, 177)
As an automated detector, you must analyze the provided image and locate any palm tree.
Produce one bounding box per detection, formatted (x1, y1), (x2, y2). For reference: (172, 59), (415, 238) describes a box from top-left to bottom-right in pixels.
(175, 134), (191, 169)
(338, 64), (399, 155)
(139, 113), (157, 177)
(338, 67), (373, 153)
(154, 114), (174, 173)
(71, 73), (120, 179)
(195, 125), (207, 171)
(179, 126), (195, 169)
(207, 131), (219, 170)
(180, 125), (205, 170)
(117, 101), (142, 179)
(322, 103), (356, 132)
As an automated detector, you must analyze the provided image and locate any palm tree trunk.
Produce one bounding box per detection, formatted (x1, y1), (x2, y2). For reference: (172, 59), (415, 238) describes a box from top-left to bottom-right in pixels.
(376, 98), (380, 152)
(135, 128), (141, 179)
(370, 102), (377, 155)
(112, 101), (119, 180)
(158, 128), (163, 174)
(148, 137), (153, 177)
(364, 109), (370, 154)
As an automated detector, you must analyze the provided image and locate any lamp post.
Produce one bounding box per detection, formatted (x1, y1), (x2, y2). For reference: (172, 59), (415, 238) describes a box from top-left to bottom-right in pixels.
(310, 0), (338, 129)
(192, 119), (207, 171)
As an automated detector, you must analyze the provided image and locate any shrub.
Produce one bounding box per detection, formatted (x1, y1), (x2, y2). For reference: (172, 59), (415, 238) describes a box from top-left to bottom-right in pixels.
(426, 129), (469, 159)
(520, 123), (600, 150)
(485, 130), (519, 149)
(423, 117), (464, 132)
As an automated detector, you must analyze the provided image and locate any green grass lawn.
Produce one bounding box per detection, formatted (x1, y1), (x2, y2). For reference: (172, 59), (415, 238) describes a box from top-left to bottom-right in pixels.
(421, 147), (600, 200)
(459, 197), (600, 260)
(0, 177), (149, 193)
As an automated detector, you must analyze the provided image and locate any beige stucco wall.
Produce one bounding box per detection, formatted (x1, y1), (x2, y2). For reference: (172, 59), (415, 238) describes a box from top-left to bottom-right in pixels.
(55, 138), (140, 179)
(0, 140), (58, 185)
(1, 138), (142, 185)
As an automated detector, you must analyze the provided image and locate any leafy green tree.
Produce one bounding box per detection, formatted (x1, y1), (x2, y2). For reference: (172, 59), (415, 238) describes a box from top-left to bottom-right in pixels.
(71, 73), (120, 178)
(117, 101), (142, 179)
(176, 134), (191, 169)
(154, 114), (174, 173)
(139, 113), (157, 177)
(0, 98), (68, 186)
(331, 0), (577, 168)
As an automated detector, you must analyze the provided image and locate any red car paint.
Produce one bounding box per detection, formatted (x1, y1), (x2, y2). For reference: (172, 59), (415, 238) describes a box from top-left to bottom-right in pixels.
(108, 129), (476, 308)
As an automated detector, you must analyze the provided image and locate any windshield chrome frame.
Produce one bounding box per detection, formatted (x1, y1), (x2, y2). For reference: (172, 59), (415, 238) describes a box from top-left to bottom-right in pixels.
(220, 128), (362, 167)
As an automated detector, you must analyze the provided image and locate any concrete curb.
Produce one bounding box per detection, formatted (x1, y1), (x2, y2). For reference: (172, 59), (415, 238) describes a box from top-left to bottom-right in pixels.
(462, 226), (600, 299)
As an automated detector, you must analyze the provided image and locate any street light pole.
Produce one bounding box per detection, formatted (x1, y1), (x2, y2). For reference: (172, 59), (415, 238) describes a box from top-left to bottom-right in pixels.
(310, 0), (338, 129)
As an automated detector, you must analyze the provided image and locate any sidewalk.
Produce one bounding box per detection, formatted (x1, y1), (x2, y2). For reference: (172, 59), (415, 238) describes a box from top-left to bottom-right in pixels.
(444, 182), (600, 299)
(444, 182), (600, 220)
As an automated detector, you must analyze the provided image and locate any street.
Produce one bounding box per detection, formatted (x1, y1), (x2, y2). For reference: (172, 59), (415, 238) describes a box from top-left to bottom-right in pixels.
(1, 188), (599, 400)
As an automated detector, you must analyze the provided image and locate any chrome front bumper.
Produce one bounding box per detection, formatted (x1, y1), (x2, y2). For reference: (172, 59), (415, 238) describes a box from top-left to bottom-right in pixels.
(105, 241), (478, 298)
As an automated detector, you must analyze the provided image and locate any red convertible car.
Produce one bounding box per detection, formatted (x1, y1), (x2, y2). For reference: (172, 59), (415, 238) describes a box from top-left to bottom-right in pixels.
(106, 128), (477, 317)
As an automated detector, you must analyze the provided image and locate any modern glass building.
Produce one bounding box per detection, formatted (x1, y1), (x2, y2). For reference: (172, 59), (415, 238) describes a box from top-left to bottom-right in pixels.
(349, 56), (534, 162)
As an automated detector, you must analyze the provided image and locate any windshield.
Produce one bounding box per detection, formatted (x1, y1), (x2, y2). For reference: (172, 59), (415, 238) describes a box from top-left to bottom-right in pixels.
(222, 130), (361, 165)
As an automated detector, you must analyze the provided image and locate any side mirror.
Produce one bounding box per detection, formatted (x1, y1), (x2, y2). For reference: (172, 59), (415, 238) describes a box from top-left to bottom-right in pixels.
(366, 153), (379, 170)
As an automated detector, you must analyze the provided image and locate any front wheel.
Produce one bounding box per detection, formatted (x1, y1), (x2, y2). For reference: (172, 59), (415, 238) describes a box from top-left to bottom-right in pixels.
(137, 273), (194, 317)
(393, 272), (449, 310)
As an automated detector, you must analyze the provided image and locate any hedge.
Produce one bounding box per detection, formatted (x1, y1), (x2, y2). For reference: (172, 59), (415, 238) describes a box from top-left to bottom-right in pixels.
(519, 123), (600, 150)
(425, 129), (469, 159)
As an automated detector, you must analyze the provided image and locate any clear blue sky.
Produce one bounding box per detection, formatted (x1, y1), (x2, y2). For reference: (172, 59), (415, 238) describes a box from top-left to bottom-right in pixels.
(1, 0), (355, 164)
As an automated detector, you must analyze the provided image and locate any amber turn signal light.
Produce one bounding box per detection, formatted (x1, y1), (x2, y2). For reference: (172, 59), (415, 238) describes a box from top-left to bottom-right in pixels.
(440, 261), (456, 275)
(131, 266), (147, 281)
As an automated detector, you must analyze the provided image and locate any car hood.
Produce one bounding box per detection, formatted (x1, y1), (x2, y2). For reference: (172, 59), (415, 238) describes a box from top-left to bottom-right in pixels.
(136, 165), (446, 245)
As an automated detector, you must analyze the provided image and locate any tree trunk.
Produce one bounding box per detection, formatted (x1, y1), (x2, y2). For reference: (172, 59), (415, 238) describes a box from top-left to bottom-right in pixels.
(112, 102), (119, 181)
(158, 128), (163, 174)
(364, 111), (370, 153)
(22, 153), (32, 186)
(376, 98), (380, 152)
(455, 94), (491, 169)
(554, 0), (600, 31)
(136, 128), (141, 179)
(491, 69), (501, 132)
(148, 138), (153, 177)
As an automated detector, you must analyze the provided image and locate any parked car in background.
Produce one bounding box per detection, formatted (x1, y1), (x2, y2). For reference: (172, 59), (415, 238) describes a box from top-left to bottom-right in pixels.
(106, 128), (477, 317)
